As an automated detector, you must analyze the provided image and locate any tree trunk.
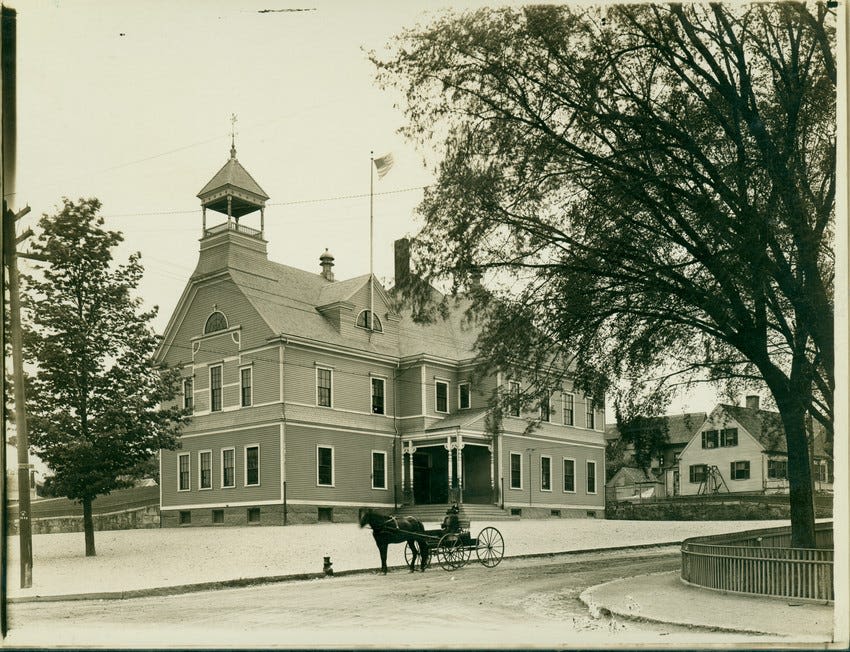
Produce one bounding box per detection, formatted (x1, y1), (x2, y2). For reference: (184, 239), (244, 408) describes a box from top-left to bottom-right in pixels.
(774, 395), (816, 548)
(82, 497), (96, 557)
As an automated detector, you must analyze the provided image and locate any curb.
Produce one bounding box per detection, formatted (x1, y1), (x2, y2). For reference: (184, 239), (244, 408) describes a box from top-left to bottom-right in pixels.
(578, 571), (794, 637)
(7, 541), (682, 603)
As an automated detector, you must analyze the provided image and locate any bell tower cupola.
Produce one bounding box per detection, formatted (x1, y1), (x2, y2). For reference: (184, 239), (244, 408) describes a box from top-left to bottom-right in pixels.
(197, 114), (270, 239)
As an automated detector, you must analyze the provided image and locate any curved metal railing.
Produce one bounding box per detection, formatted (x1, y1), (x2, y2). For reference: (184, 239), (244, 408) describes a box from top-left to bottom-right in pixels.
(681, 522), (833, 602)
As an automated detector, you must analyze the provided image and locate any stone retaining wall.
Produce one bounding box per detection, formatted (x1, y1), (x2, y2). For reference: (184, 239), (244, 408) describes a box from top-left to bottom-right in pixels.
(606, 495), (832, 520)
(7, 505), (161, 534)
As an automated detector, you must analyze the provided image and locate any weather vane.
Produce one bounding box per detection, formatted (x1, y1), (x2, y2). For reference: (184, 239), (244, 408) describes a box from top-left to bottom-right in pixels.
(230, 113), (238, 157)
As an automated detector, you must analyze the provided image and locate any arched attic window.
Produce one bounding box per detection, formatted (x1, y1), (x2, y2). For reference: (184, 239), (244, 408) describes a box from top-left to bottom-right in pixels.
(204, 310), (228, 334)
(356, 310), (383, 332)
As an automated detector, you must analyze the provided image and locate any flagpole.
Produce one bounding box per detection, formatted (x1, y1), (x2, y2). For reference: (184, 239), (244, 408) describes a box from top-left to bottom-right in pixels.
(369, 151), (374, 332)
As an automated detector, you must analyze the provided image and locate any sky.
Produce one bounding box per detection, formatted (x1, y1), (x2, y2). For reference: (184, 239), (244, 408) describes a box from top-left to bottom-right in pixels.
(7, 0), (760, 415)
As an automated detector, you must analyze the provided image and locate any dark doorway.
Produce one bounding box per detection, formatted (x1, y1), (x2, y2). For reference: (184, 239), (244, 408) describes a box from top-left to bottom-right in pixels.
(462, 445), (492, 504)
(413, 448), (449, 504)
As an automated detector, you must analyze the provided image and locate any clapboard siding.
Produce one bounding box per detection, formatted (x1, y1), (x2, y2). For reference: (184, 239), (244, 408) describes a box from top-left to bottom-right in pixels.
(161, 424), (281, 507)
(284, 424), (396, 504)
(424, 363), (459, 416)
(500, 434), (604, 509)
(283, 345), (396, 415)
(241, 346), (281, 405)
(397, 366), (422, 416)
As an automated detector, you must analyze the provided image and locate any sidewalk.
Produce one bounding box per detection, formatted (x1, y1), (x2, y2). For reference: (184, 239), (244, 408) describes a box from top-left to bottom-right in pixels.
(580, 570), (834, 639)
(5, 518), (838, 641)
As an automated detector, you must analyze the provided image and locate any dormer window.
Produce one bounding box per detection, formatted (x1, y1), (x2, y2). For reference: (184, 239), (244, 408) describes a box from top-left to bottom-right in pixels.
(356, 310), (383, 332)
(204, 310), (228, 334)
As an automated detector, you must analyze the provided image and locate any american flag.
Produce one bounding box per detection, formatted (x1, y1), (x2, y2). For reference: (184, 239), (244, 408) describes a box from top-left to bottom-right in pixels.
(373, 152), (394, 179)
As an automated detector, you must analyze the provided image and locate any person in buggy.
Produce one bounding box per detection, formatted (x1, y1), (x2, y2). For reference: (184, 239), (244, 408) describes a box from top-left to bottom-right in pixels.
(441, 504), (460, 532)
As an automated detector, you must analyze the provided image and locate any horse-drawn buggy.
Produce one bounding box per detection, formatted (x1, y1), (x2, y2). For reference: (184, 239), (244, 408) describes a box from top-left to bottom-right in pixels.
(359, 506), (505, 574)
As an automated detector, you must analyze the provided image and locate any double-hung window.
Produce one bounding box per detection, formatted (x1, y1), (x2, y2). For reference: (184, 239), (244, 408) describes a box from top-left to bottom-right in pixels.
(563, 393), (574, 426)
(730, 460), (750, 480)
(585, 400), (595, 429)
(199, 451), (212, 490)
(510, 452), (522, 489)
(372, 451), (386, 489)
(586, 460), (597, 494)
(210, 365), (222, 412)
(183, 377), (194, 412)
(540, 391), (551, 422)
(178, 453), (190, 491)
(435, 380), (449, 413)
(563, 458), (576, 492)
(689, 464), (707, 483)
(720, 428), (738, 447)
(371, 377), (385, 415)
(541, 456), (552, 491)
(459, 382), (471, 410)
(318, 446), (334, 486)
(245, 445), (260, 486)
(241, 367), (252, 407)
(317, 368), (332, 407)
(767, 459), (787, 479)
(222, 448), (235, 488)
(701, 430), (719, 448)
(508, 381), (521, 417)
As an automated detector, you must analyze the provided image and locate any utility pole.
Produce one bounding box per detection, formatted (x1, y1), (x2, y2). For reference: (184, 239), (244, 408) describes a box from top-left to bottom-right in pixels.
(2, 4), (32, 590)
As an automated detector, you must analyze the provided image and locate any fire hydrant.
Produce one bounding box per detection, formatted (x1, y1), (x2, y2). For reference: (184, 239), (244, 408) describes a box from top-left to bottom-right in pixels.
(323, 555), (334, 576)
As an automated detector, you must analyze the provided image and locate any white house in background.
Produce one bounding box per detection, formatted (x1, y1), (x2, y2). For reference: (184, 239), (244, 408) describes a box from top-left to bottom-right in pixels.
(677, 396), (832, 496)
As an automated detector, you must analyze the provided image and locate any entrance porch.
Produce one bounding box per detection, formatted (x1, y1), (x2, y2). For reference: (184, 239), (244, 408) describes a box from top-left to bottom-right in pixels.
(401, 436), (496, 506)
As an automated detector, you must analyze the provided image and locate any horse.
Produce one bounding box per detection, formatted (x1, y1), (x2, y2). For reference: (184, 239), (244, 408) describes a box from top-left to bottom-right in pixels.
(358, 508), (429, 574)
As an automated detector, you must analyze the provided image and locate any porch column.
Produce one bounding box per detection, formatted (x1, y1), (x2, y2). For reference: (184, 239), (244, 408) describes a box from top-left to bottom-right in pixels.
(445, 436), (453, 491)
(488, 443), (495, 503)
(456, 430), (464, 503)
(407, 444), (416, 495)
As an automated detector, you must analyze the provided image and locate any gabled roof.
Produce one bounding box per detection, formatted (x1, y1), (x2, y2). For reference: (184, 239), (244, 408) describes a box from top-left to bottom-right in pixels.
(606, 412), (706, 446)
(425, 408), (490, 432)
(197, 156), (269, 201)
(711, 404), (829, 457)
(606, 467), (659, 487)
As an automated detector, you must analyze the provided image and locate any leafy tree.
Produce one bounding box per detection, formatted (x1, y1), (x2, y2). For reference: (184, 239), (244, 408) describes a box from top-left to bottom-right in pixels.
(375, 3), (835, 547)
(22, 198), (187, 556)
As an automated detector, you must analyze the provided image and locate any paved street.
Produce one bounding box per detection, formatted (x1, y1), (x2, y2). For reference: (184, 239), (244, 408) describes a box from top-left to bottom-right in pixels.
(6, 547), (786, 648)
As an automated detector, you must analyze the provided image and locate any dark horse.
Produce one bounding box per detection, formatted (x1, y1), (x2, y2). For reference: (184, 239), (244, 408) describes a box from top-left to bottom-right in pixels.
(358, 508), (428, 574)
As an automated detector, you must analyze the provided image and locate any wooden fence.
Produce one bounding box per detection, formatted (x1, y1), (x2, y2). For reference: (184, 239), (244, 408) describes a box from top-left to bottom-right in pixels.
(681, 523), (833, 602)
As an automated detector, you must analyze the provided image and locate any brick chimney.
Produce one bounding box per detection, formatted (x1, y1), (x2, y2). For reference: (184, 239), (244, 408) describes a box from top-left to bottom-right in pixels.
(319, 249), (335, 281)
(745, 395), (760, 411)
(394, 238), (410, 288)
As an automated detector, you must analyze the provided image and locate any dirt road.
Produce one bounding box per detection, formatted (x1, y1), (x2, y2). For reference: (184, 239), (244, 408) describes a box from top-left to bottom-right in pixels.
(6, 546), (776, 647)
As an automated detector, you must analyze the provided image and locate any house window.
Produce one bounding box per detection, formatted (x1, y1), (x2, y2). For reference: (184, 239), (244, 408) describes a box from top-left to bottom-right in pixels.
(585, 400), (595, 429)
(435, 380), (449, 413)
(540, 391), (551, 422)
(212, 509), (224, 524)
(372, 451), (386, 489)
(241, 367), (252, 407)
(541, 456), (552, 491)
(183, 377), (194, 412)
(730, 460), (750, 480)
(586, 460), (597, 494)
(563, 393), (574, 426)
(509, 381), (521, 417)
(356, 310), (383, 332)
(317, 367), (332, 407)
(701, 429), (719, 448)
(222, 448), (235, 488)
(510, 452), (522, 489)
(318, 446), (334, 486)
(459, 382), (471, 410)
(767, 459), (787, 479)
(204, 311), (228, 334)
(210, 365), (222, 412)
(179, 511), (191, 525)
(371, 377), (385, 415)
(816, 462), (827, 483)
(247, 507), (261, 523)
(563, 458), (576, 492)
(199, 451), (212, 490)
(245, 445), (260, 486)
(178, 453), (190, 491)
(689, 464), (707, 483)
(720, 428), (738, 447)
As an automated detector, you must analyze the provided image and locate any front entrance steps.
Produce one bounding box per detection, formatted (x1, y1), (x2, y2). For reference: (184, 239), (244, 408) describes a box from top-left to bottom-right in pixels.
(395, 503), (518, 523)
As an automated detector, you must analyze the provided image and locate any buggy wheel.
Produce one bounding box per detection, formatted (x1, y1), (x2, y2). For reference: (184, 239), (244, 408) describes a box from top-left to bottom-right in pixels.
(475, 527), (504, 567)
(436, 533), (465, 571)
(404, 541), (430, 569)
